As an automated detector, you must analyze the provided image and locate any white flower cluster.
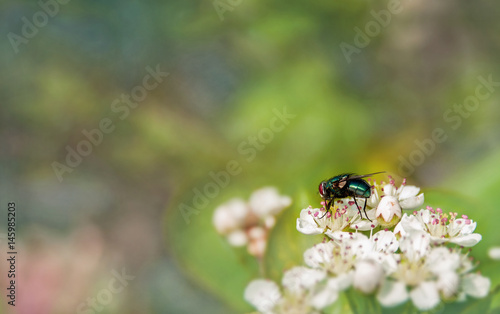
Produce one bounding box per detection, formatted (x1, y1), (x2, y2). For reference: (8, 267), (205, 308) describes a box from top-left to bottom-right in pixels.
(245, 179), (490, 312)
(212, 187), (291, 257)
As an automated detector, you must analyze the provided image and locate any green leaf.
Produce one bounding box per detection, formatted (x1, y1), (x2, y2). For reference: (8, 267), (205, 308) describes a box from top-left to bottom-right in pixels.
(165, 184), (260, 312)
(343, 289), (382, 314)
(263, 189), (323, 281)
(458, 292), (496, 314)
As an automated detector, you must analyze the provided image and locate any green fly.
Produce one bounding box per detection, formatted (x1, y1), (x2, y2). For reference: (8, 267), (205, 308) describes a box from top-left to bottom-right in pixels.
(318, 172), (385, 221)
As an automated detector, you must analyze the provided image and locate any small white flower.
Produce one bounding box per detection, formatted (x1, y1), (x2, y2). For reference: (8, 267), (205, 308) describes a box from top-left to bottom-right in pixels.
(249, 187), (291, 218)
(384, 180), (424, 210)
(303, 241), (336, 269)
(369, 177), (424, 210)
(296, 207), (325, 235)
(297, 198), (377, 237)
(226, 229), (248, 247)
(460, 273), (491, 299)
(264, 216), (276, 229)
(296, 204), (352, 236)
(397, 208), (482, 247)
(247, 237), (267, 257)
(282, 266), (326, 294)
(212, 198), (248, 234)
(244, 279), (281, 313)
(375, 196), (402, 228)
(248, 226), (266, 240)
(488, 246), (500, 260)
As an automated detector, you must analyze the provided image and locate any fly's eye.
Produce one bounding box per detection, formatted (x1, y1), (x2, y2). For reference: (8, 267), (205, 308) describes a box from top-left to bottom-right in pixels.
(319, 182), (325, 196)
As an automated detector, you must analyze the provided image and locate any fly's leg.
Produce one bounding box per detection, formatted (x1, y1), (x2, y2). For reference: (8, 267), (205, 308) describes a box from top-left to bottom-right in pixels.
(353, 197), (372, 222)
(362, 197), (371, 222)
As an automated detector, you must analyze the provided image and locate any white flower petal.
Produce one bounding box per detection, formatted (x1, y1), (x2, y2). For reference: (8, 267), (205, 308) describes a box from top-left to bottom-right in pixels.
(393, 221), (406, 237)
(282, 267), (326, 294)
(250, 187), (291, 217)
(429, 236), (448, 245)
(353, 259), (384, 294)
(350, 219), (378, 231)
(418, 209), (431, 224)
(349, 236), (374, 258)
(367, 188), (380, 208)
(376, 196), (401, 222)
(449, 233), (482, 247)
(378, 253), (399, 274)
(488, 246), (500, 260)
(244, 279), (281, 312)
(398, 185), (420, 199)
(247, 238), (267, 257)
(462, 273), (491, 298)
(228, 198), (250, 221)
(437, 271), (459, 299)
(248, 226), (266, 240)
(426, 247), (460, 273)
(399, 193), (424, 210)
(226, 229), (248, 247)
(304, 242), (335, 269)
(377, 280), (408, 307)
(265, 216), (276, 229)
(384, 184), (397, 196)
(372, 230), (398, 253)
(410, 281), (440, 311)
(212, 198), (247, 234)
(400, 230), (430, 262)
(325, 231), (356, 241)
(399, 214), (425, 233)
(310, 278), (340, 309)
(296, 209), (322, 235)
(459, 220), (477, 235)
(330, 271), (354, 291)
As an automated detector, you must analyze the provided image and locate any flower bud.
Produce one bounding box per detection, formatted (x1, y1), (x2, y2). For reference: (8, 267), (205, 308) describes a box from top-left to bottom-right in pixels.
(376, 196), (402, 228)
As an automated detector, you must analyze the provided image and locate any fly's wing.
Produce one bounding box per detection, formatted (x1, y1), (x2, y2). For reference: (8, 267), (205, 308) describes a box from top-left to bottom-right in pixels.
(347, 172), (385, 180)
(333, 173), (354, 189)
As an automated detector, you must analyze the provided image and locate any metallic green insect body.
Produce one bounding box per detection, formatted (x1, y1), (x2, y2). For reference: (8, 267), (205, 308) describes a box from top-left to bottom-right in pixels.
(318, 172), (385, 221)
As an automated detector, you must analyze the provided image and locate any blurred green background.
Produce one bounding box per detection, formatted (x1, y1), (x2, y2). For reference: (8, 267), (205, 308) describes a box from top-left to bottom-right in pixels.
(1, 0), (500, 313)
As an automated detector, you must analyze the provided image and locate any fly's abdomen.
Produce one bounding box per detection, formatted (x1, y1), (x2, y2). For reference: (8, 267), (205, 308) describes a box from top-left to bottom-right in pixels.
(347, 180), (371, 198)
